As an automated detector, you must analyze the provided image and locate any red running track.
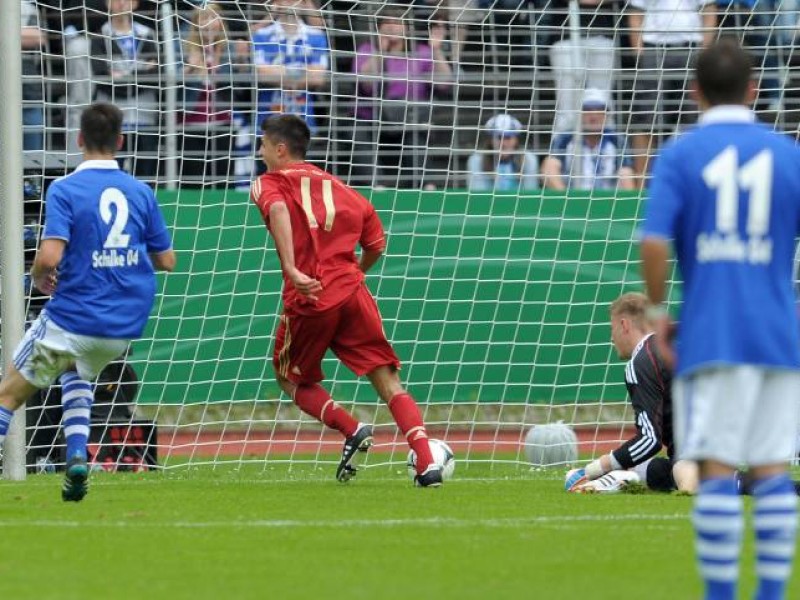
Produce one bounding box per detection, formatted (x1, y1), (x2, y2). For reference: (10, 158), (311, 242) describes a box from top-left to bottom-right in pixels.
(157, 427), (635, 457)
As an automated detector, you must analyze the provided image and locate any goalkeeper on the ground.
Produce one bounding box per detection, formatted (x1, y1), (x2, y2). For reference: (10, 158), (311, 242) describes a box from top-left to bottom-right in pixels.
(566, 292), (698, 494)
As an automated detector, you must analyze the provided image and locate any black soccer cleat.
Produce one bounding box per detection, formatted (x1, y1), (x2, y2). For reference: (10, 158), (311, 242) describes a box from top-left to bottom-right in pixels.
(62, 456), (89, 502)
(414, 464), (443, 488)
(336, 424), (374, 482)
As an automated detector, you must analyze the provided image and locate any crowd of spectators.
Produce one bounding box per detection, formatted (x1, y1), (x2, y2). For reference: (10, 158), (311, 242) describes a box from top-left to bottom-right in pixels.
(89, 0), (161, 177)
(350, 5), (453, 188)
(16, 0), (800, 191)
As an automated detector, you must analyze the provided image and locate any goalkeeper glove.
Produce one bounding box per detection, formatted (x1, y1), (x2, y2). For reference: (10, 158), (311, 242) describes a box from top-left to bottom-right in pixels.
(565, 468), (588, 492)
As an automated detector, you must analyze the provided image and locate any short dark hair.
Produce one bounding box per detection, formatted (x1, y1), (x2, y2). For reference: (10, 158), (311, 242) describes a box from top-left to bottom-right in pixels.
(80, 103), (123, 154)
(695, 37), (753, 106)
(260, 114), (311, 159)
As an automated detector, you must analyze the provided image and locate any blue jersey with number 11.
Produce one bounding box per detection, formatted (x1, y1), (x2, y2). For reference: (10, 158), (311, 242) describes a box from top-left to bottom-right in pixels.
(42, 160), (172, 339)
(642, 106), (800, 376)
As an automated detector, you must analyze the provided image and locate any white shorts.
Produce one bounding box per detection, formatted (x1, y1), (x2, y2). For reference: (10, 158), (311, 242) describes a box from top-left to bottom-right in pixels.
(673, 366), (800, 467)
(12, 312), (130, 389)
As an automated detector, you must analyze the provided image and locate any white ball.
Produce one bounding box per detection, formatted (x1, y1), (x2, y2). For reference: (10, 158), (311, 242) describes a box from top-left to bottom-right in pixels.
(524, 423), (578, 467)
(407, 438), (456, 481)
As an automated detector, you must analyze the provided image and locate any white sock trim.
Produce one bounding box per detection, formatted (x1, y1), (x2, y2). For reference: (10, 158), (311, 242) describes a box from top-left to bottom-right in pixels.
(405, 426), (427, 440)
(64, 424), (90, 438)
(756, 562), (793, 580)
(62, 408), (91, 422)
(700, 564), (739, 581)
(319, 399), (334, 422)
(696, 540), (741, 560)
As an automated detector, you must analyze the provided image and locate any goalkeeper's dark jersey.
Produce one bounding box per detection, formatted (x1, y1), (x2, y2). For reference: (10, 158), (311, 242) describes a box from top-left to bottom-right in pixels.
(611, 333), (674, 469)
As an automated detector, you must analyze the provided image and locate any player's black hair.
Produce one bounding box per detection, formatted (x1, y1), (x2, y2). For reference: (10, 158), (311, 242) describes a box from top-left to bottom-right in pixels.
(261, 114), (311, 159)
(695, 37), (753, 106)
(80, 102), (123, 154)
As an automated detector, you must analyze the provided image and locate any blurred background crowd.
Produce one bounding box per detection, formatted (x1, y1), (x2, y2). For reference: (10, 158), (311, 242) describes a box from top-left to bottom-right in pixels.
(17, 0), (800, 191)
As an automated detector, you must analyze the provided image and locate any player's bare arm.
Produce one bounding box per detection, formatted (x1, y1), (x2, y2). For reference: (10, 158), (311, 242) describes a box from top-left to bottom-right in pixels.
(640, 238), (669, 305)
(268, 200), (322, 300)
(359, 248), (383, 274)
(640, 237), (675, 369)
(358, 205), (386, 274)
(31, 238), (65, 295)
(150, 249), (177, 272)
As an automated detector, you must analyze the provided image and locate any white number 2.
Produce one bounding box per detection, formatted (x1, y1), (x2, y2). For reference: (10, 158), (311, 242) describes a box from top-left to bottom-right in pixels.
(99, 188), (131, 248)
(702, 146), (773, 237)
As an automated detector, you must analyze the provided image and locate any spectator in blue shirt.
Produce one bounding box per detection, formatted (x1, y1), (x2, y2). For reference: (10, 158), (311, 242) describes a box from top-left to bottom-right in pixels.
(90, 0), (161, 180)
(541, 89), (635, 192)
(251, 0), (330, 133)
(467, 113), (539, 192)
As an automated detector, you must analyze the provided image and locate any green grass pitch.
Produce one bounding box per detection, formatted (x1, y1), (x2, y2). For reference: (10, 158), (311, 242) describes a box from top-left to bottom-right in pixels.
(1, 461), (797, 600)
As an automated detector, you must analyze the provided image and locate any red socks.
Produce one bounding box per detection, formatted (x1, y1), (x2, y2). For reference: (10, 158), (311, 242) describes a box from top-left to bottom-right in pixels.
(294, 384), (359, 438)
(389, 392), (433, 472)
(294, 386), (432, 473)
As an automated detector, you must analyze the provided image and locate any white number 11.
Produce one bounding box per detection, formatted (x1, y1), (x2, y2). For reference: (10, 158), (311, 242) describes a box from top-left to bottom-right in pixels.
(702, 146), (773, 236)
(300, 177), (336, 231)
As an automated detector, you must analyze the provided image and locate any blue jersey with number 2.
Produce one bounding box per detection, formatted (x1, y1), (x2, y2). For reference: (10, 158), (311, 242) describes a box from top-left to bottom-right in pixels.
(642, 106), (800, 376)
(42, 160), (172, 338)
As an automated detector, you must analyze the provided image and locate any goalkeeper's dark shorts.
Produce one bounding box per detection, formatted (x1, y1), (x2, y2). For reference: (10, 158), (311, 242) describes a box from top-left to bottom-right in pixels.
(645, 457), (676, 492)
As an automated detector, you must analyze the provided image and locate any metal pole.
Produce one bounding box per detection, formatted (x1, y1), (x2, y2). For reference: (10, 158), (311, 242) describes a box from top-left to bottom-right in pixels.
(0, 0), (29, 481)
(162, 3), (178, 190)
(567, 0), (583, 190)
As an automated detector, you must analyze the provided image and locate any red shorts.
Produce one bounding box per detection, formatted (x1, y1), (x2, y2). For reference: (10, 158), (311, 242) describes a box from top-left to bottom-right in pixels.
(273, 284), (400, 384)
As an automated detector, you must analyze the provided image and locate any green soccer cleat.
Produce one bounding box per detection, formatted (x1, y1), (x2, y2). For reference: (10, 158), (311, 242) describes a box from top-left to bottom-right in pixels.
(336, 424), (373, 483)
(62, 456), (89, 502)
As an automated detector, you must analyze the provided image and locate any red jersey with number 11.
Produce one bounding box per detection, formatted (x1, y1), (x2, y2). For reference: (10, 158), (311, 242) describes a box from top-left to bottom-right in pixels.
(251, 162), (386, 315)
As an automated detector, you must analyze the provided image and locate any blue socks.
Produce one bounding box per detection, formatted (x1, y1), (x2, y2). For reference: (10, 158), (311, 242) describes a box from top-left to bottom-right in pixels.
(693, 478), (743, 600)
(0, 406), (14, 448)
(59, 371), (93, 461)
(693, 474), (799, 600)
(752, 474), (798, 600)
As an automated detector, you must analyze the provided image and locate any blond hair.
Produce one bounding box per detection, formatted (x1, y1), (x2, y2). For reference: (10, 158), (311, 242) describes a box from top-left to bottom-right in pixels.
(609, 292), (651, 331)
(185, 3), (228, 57)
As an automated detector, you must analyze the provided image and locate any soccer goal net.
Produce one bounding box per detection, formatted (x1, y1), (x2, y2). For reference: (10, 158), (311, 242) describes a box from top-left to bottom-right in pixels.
(5, 0), (797, 475)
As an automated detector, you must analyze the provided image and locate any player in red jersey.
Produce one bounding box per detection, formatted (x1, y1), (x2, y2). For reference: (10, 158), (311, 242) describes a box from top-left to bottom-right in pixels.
(250, 114), (441, 487)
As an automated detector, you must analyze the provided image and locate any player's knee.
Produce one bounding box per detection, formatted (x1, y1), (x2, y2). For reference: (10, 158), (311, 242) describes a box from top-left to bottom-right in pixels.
(366, 365), (403, 403)
(0, 369), (37, 411)
(274, 372), (294, 396)
(672, 460), (699, 494)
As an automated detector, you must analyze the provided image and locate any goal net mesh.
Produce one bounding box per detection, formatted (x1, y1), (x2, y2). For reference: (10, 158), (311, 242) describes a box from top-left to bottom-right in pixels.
(10, 0), (795, 474)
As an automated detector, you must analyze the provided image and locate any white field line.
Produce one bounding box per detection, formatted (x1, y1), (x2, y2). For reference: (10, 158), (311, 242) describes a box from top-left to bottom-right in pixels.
(0, 514), (688, 529)
(0, 476), (565, 487)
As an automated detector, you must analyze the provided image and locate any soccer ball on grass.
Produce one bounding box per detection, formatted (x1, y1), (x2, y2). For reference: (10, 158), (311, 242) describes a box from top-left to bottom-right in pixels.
(407, 438), (456, 481)
(523, 422), (578, 467)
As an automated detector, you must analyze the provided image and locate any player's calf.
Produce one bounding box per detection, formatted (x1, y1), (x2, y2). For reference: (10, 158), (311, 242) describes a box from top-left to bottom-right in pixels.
(60, 371), (93, 462)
